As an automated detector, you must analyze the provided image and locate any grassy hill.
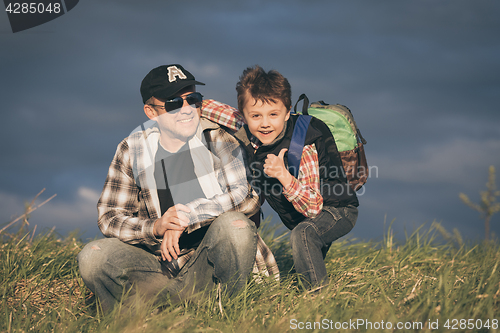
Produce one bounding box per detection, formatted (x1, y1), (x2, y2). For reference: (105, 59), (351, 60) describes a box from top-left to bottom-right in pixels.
(1, 219), (499, 332)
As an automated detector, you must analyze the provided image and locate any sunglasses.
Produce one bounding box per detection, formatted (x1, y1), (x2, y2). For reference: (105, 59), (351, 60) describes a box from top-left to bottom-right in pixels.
(149, 92), (203, 112)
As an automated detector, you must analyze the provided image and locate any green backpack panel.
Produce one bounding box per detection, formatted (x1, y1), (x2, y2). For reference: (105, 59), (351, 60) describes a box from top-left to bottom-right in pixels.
(307, 104), (358, 152)
(292, 94), (368, 191)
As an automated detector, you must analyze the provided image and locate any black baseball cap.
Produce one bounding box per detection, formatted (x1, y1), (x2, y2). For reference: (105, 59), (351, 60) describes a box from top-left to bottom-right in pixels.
(140, 64), (205, 104)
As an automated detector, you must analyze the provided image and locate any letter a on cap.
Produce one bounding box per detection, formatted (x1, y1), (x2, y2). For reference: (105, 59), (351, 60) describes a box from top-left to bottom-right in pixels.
(167, 66), (187, 82)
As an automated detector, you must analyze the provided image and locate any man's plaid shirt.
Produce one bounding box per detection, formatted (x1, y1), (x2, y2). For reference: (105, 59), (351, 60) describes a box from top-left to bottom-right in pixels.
(98, 115), (279, 279)
(202, 99), (323, 218)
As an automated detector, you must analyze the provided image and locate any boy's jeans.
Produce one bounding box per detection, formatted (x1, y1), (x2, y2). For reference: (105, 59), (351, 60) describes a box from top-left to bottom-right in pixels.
(77, 211), (257, 312)
(290, 205), (358, 287)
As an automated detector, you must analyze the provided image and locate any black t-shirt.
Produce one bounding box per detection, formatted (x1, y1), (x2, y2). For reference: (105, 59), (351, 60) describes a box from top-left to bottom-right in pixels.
(154, 142), (208, 249)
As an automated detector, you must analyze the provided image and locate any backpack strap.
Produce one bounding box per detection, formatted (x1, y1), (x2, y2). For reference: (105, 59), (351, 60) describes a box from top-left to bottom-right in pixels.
(293, 93), (310, 115)
(288, 115), (312, 178)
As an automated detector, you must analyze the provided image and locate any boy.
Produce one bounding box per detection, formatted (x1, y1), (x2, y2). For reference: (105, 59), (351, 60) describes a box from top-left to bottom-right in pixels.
(202, 66), (359, 287)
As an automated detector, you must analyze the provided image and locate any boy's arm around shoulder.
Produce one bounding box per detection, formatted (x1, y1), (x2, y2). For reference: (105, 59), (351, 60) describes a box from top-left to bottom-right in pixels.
(201, 99), (245, 132)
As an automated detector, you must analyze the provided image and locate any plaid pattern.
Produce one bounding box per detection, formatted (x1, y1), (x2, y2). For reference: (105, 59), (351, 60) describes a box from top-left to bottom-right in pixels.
(202, 99), (324, 218)
(184, 124), (260, 233)
(250, 140), (323, 218)
(98, 115), (279, 279)
(253, 235), (280, 281)
(201, 99), (244, 132)
(97, 137), (159, 246)
(282, 144), (323, 217)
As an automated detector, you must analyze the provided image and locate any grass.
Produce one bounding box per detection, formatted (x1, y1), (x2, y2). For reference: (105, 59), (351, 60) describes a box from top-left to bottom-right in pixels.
(1, 211), (499, 332)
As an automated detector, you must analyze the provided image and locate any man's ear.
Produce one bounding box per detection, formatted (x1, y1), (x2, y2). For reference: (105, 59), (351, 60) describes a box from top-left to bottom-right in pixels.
(144, 104), (157, 121)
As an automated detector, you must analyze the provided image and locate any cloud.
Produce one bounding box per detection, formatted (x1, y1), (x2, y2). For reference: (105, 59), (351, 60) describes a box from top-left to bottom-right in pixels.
(370, 138), (500, 189)
(77, 186), (100, 203)
(0, 191), (26, 224)
(0, 187), (101, 239)
(1, 0), (499, 242)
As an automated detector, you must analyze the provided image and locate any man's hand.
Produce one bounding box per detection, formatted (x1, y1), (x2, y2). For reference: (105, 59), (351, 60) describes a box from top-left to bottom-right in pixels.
(161, 229), (185, 262)
(153, 204), (190, 237)
(264, 148), (293, 188)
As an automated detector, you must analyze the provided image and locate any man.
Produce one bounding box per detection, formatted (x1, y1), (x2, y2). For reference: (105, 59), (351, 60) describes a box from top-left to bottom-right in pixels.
(78, 64), (278, 313)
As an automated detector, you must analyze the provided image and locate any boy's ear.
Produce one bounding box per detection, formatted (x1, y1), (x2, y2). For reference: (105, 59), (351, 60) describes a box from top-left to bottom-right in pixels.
(144, 104), (157, 121)
(285, 109), (291, 121)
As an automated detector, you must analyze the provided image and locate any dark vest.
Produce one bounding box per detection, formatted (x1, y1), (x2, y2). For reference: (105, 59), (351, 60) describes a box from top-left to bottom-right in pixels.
(236, 115), (358, 230)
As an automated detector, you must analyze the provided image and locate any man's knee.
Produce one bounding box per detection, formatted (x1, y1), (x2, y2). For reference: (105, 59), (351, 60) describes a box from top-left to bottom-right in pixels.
(208, 212), (256, 250)
(231, 219), (248, 228)
(212, 212), (255, 233)
(77, 238), (121, 284)
(78, 240), (105, 280)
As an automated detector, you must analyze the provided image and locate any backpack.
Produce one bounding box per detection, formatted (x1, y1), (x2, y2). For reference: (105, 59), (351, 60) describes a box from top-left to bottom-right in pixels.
(289, 94), (368, 191)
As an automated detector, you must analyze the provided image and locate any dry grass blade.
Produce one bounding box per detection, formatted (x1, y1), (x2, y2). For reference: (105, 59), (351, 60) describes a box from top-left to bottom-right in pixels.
(1, 202), (500, 332)
(0, 189), (56, 235)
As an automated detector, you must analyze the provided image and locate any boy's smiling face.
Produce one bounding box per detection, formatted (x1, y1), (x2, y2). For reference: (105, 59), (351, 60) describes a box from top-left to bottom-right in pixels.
(242, 94), (291, 145)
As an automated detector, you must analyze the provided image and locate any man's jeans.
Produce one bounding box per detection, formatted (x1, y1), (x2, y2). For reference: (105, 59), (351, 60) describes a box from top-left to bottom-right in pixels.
(77, 212), (257, 312)
(290, 205), (358, 287)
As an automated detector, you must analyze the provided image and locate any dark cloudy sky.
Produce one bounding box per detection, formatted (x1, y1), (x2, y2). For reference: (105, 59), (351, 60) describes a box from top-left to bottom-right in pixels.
(1, 0), (499, 243)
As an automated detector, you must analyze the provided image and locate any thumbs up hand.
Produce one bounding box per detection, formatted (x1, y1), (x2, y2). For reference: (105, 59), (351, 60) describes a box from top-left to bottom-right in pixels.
(263, 148), (293, 188)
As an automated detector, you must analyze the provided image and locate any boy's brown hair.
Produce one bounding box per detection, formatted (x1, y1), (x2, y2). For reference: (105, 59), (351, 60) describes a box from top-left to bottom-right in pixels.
(236, 65), (292, 113)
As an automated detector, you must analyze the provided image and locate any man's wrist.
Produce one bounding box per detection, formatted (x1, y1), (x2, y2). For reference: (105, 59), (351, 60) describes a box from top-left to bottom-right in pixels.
(153, 218), (161, 237)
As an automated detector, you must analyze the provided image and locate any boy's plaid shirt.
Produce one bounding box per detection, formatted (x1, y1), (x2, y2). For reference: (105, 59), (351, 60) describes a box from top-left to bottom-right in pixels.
(98, 115), (279, 279)
(202, 99), (323, 218)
